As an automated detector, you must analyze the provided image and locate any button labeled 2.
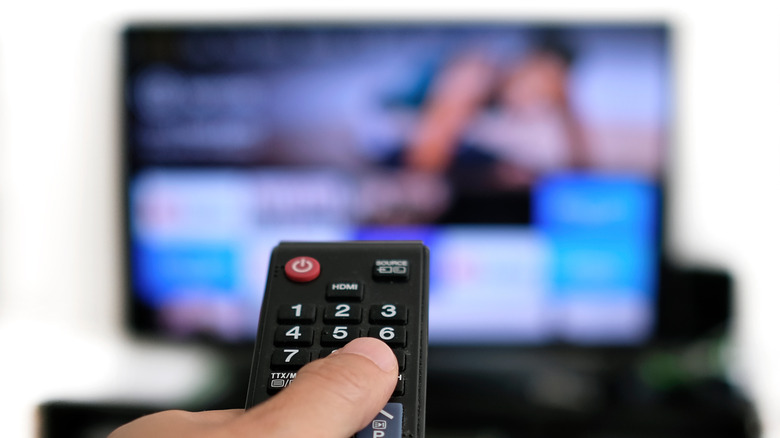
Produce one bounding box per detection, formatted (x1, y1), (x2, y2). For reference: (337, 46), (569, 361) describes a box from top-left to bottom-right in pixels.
(324, 304), (362, 323)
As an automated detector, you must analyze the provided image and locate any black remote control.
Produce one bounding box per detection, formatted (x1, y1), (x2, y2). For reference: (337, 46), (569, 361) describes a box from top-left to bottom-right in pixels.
(245, 241), (429, 438)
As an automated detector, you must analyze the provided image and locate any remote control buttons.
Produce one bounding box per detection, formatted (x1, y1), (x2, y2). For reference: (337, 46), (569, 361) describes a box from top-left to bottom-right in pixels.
(368, 326), (406, 347)
(267, 372), (298, 394)
(324, 304), (362, 324)
(277, 304), (316, 323)
(369, 304), (407, 324)
(285, 256), (320, 282)
(373, 259), (410, 281)
(356, 403), (403, 438)
(271, 349), (310, 369)
(326, 281), (363, 301)
(321, 326), (360, 346)
(274, 325), (314, 346)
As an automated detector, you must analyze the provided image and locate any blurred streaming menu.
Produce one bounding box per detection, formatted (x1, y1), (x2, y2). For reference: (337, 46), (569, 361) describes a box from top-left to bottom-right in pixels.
(534, 173), (658, 343)
(124, 24), (669, 344)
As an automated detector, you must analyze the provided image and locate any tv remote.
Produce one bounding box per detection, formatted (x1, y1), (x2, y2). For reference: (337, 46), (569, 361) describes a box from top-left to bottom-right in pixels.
(245, 241), (429, 438)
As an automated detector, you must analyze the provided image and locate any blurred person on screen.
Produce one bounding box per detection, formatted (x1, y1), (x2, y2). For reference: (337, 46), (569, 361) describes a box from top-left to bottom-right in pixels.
(405, 34), (588, 188)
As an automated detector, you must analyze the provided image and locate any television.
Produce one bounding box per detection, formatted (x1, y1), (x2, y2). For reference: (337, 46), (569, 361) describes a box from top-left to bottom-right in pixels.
(122, 22), (670, 347)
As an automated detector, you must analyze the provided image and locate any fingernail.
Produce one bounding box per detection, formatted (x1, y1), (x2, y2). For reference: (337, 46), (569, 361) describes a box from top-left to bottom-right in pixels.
(337, 337), (398, 372)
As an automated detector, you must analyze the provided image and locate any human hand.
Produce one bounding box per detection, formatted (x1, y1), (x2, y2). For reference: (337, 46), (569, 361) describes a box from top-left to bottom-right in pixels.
(109, 337), (399, 438)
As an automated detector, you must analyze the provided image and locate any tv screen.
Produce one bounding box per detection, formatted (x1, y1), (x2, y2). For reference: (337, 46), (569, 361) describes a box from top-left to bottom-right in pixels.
(123, 22), (669, 346)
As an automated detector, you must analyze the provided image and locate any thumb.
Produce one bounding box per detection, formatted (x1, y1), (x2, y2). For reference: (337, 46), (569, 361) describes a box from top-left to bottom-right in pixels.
(231, 337), (398, 437)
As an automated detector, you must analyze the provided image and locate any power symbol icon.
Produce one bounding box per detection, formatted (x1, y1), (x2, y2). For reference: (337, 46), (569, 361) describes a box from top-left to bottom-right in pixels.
(292, 259), (313, 273)
(284, 256), (321, 282)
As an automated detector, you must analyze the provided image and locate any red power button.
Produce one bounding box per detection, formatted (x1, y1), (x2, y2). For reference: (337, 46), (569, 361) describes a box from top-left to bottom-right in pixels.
(284, 256), (321, 283)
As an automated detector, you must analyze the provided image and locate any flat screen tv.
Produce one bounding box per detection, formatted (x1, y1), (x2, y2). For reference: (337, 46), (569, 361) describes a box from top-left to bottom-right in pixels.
(122, 22), (670, 347)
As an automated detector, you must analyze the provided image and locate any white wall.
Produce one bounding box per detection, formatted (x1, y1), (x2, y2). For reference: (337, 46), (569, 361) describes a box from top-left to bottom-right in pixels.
(2, 1), (780, 437)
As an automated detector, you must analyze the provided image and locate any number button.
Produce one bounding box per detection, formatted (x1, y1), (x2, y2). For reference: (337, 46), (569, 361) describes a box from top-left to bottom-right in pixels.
(271, 349), (310, 369)
(321, 326), (360, 346)
(324, 304), (362, 324)
(277, 304), (316, 324)
(369, 304), (407, 325)
(274, 325), (314, 346)
(368, 326), (406, 347)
